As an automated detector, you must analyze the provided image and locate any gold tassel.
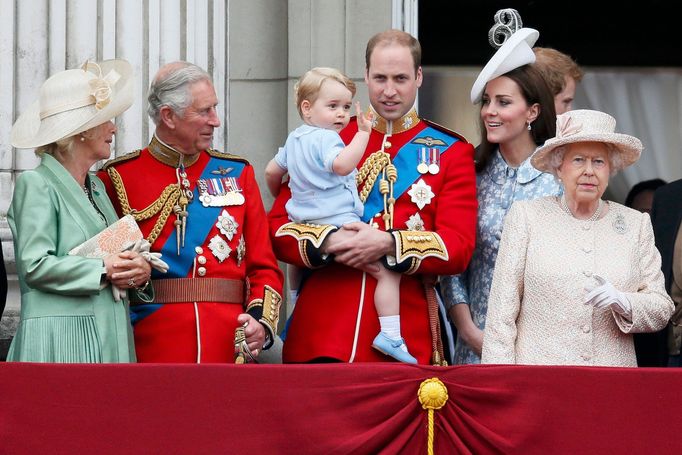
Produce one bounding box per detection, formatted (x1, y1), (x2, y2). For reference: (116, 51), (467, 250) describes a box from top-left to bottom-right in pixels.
(418, 378), (448, 455)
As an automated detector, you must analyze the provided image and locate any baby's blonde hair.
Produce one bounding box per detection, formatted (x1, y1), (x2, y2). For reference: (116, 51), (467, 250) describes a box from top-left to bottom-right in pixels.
(294, 67), (356, 119)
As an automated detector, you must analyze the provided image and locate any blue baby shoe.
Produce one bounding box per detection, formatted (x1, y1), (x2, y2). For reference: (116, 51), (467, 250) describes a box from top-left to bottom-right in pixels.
(372, 333), (417, 364)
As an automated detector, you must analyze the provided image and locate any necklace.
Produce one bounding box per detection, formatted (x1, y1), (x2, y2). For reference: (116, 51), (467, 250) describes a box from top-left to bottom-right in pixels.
(559, 196), (603, 222)
(82, 177), (107, 223)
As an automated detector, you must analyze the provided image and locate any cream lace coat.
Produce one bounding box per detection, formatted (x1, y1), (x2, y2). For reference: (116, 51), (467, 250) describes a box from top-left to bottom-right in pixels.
(482, 197), (674, 367)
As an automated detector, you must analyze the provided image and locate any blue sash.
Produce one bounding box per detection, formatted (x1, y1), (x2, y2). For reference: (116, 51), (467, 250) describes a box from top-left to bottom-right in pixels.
(159, 159), (246, 278)
(132, 158), (246, 325)
(361, 126), (458, 222)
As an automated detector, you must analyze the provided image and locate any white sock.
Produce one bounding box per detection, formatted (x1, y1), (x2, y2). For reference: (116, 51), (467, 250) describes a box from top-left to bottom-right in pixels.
(379, 315), (402, 341)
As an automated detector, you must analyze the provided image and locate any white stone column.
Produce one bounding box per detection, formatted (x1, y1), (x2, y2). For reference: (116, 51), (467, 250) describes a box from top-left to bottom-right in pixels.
(0, 0), (231, 351)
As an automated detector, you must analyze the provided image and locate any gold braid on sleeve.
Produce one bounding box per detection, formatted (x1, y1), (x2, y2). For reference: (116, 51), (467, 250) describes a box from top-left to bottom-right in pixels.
(356, 151), (397, 230)
(107, 167), (182, 244)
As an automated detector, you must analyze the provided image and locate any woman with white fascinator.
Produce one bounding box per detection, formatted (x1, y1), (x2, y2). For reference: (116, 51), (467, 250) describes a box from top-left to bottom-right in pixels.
(441, 9), (561, 364)
(7, 59), (152, 362)
(482, 109), (674, 366)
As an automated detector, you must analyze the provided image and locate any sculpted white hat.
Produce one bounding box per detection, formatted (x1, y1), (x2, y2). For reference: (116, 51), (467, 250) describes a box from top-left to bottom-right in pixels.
(470, 9), (539, 104)
(11, 59), (133, 149)
(532, 110), (643, 173)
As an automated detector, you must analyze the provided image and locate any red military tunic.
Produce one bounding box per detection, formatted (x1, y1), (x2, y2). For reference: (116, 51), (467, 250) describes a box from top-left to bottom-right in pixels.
(99, 136), (283, 363)
(269, 108), (477, 364)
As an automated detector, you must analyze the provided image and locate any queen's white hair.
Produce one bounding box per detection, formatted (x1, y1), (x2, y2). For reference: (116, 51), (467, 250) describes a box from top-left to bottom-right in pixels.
(547, 142), (624, 178)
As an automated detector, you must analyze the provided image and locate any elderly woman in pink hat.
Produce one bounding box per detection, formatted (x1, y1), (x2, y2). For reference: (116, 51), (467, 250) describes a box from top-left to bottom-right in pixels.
(7, 60), (151, 362)
(482, 109), (674, 367)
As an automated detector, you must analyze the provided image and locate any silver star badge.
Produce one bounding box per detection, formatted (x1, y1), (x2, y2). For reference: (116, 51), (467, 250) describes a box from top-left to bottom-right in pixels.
(402, 115), (413, 130)
(405, 213), (425, 231)
(216, 209), (239, 240)
(208, 235), (231, 263)
(407, 179), (434, 210)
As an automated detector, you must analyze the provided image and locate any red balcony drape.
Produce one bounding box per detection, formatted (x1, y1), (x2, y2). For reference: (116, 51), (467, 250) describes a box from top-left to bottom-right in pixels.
(0, 363), (677, 454)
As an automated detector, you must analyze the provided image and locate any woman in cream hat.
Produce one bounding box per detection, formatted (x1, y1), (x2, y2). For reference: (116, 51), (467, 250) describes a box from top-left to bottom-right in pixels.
(7, 59), (151, 362)
(441, 9), (562, 364)
(481, 109), (674, 366)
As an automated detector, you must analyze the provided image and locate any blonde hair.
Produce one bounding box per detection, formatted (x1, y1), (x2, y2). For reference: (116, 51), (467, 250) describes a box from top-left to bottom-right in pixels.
(294, 67), (356, 119)
(34, 123), (102, 159)
(35, 136), (77, 159)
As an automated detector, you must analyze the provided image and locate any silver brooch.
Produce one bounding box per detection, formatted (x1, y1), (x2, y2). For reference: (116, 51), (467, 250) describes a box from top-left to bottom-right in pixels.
(612, 213), (627, 234)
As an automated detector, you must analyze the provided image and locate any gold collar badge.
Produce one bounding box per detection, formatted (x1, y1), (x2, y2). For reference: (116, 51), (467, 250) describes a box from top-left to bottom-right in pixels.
(369, 106), (420, 134)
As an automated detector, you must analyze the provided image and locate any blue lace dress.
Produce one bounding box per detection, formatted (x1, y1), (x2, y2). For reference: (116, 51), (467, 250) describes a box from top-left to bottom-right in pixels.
(441, 149), (562, 364)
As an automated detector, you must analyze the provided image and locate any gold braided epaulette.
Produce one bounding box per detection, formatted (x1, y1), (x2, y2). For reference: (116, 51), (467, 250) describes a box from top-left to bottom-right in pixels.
(207, 148), (250, 165)
(107, 166), (181, 245)
(102, 150), (142, 170)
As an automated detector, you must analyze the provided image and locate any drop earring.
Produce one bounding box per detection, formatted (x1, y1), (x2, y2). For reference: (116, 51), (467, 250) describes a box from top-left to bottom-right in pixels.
(527, 121), (532, 131)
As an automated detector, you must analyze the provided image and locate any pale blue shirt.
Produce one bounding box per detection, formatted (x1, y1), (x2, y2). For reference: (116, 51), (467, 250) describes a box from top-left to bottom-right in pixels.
(441, 149), (563, 364)
(275, 124), (363, 226)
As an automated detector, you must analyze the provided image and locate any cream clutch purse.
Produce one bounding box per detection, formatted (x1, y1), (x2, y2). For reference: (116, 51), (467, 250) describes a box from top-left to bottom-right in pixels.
(68, 214), (143, 258)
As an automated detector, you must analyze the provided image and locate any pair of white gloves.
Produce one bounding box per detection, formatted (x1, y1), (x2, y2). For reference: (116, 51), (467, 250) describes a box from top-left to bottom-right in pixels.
(112, 239), (169, 301)
(583, 274), (632, 319)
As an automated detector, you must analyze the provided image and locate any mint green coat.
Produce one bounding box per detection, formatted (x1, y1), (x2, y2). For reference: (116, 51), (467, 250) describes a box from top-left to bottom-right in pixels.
(7, 154), (135, 362)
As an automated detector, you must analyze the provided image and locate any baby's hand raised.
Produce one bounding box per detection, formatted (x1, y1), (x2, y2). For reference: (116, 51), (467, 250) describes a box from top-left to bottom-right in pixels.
(356, 102), (373, 133)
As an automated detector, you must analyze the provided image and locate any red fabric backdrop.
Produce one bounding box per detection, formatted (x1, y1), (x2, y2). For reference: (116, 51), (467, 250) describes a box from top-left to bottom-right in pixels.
(0, 363), (678, 454)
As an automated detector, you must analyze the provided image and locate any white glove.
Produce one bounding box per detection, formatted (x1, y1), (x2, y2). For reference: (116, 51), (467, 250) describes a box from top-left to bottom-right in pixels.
(132, 239), (170, 274)
(111, 240), (169, 302)
(583, 274), (632, 318)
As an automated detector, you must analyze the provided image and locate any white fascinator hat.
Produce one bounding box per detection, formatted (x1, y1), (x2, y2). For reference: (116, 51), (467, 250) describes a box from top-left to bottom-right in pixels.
(470, 8), (539, 104)
(11, 59), (133, 149)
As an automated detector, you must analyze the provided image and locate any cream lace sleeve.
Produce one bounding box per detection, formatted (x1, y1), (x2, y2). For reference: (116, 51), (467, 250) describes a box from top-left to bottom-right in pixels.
(613, 212), (674, 333)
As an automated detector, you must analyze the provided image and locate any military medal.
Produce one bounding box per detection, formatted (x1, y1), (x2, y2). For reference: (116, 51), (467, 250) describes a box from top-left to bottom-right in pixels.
(216, 209), (239, 240)
(236, 235), (246, 267)
(405, 212), (425, 231)
(208, 235), (231, 262)
(198, 177), (245, 207)
(417, 147), (429, 174)
(428, 148), (440, 175)
(407, 179), (435, 210)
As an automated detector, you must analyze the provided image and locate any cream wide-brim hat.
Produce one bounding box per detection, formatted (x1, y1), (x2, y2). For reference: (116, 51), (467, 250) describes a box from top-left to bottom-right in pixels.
(531, 109), (643, 173)
(11, 59), (133, 149)
(470, 27), (539, 104)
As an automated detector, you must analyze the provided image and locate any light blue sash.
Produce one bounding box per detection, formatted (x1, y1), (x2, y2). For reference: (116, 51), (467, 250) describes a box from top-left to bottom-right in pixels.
(361, 126), (457, 222)
(132, 158), (246, 324)
(159, 159), (246, 278)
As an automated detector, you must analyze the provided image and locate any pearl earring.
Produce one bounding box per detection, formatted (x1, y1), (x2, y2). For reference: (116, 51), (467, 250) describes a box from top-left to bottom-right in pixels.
(79, 136), (85, 142)
(527, 121), (532, 131)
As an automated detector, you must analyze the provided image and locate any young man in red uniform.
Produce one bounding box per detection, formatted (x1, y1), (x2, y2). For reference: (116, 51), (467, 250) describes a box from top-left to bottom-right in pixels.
(269, 30), (477, 364)
(99, 62), (283, 363)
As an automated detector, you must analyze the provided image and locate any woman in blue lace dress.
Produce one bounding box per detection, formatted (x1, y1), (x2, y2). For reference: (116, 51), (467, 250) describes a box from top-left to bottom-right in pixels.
(441, 17), (562, 364)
